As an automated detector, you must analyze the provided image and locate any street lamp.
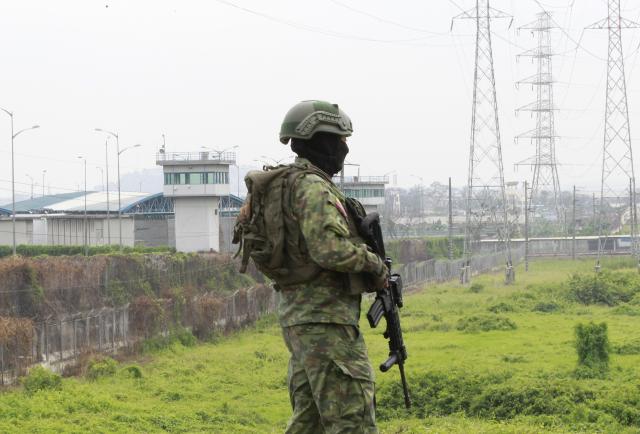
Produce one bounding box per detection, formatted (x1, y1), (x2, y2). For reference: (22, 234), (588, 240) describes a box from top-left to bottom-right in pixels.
(95, 129), (119, 246)
(77, 156), (88, 256)
(117, 143), (141, 247)
(41, 169), (47, 197)
(103, 137), (111, 245)
(1, 107), (39, 255)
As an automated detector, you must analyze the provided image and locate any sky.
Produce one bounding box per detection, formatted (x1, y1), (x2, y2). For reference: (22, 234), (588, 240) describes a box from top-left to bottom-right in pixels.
(0, 0), (639, 202)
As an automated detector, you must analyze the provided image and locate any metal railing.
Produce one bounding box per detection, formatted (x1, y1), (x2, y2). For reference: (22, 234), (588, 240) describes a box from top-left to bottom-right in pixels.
(333, 175), (389, 184)
(156, 151), (236, 164)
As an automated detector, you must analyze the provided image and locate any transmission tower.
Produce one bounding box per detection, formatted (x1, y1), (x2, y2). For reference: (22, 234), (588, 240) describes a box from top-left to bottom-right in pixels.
(515, 11), (563, 228)
(586, 0), (639, 270)
(453, 0), (514, 284)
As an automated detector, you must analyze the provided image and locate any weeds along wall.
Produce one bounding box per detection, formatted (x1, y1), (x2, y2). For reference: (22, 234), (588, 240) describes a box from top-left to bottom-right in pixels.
(0, 252), (269, 383)
(0, 246), (522, 384)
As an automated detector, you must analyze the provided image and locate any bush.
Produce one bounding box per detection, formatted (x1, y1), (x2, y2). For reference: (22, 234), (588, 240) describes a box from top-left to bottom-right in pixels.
(87, 357), (118, 380)
(532, 302), (561, 313)
(142, 328), (197, 353)
(575, 322), (610, 378)
(488, 302), (514, 313)
(568, 271), (640, 306)
(469, 283), (484, 293)
(0, 244), (175, 258)
(21, 366), (61, 394)
(456, 315), (517, 333)
(611, 340), (640, 355)
(122, 365), (143, 379)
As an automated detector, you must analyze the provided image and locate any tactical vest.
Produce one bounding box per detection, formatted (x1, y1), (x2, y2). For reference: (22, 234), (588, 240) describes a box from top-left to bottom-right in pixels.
(233, 161), (368, 293)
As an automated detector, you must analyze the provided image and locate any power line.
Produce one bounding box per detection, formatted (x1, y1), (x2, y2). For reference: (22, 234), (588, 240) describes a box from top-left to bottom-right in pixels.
(214, 0), (451, 46)
(327, 0), (449, 36)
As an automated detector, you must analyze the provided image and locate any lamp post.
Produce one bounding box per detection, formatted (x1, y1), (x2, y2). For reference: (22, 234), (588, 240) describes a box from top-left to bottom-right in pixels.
(26, 175), (34, 199)
(41, 169), (47, 197)
(96, 129), (140, 248)
(77, 156), (88, 256)
(104, 137), (111, 245)
(117, 143), (141, 247)
(1, 108), (39, 255)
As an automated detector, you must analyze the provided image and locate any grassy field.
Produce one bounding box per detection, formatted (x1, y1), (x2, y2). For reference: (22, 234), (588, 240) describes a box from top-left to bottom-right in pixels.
(2, 258), (640, 433)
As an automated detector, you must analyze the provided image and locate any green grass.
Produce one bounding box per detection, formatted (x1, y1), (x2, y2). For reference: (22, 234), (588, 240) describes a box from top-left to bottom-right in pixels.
(2, 258), (640, 433)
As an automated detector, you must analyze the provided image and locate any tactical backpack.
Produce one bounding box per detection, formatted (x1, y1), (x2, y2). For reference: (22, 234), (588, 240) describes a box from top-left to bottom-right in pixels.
(232, 163), (330, 287)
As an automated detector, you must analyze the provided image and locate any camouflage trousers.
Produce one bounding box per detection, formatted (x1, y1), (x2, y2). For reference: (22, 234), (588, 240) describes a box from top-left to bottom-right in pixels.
(282, 323), (378, 434)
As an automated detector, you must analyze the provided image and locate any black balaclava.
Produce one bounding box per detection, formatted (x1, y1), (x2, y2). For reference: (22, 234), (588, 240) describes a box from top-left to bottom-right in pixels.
(290, 132), (349, 177)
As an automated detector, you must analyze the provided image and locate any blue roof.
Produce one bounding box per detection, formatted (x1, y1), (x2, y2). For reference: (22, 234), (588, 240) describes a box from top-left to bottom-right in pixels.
(0, 192), (87, 213)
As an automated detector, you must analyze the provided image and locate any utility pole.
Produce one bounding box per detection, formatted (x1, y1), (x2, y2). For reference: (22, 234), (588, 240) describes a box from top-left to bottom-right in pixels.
(0, 108), (39, 255)
(448, 177), (454, 260)
(78, 157), (88, 256)
(515, 11), (563, 228)
(524, 180), (529, 272)
(104, 138), (111, 245)
(453, 0), (513, 284)
(572, 185), (576, 260)
(586, 0), (639, 271)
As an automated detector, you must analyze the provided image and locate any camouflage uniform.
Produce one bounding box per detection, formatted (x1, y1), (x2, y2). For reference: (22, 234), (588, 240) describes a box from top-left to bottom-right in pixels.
(279, 157), (384, 434)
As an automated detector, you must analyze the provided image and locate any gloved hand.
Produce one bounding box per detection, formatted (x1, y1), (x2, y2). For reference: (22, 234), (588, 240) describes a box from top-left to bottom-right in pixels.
(370, 257), (389, 290)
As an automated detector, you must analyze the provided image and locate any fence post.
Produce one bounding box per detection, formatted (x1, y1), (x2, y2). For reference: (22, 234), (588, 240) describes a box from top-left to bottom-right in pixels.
(44, 322), (49, 362)
(112, 309), (116, 352)
(73, 318), (77, 357)
(59, 320), (64, 363)
(1, 344), (4, 386)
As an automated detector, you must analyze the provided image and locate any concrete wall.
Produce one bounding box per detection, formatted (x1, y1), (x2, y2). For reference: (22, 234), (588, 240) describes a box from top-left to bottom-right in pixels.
(219, 216), (236, 253)
(0, 220), (31, 245)
(174, 197), (220, 252)
(0, 217), (136, 247)
(134, 217), (170, 247)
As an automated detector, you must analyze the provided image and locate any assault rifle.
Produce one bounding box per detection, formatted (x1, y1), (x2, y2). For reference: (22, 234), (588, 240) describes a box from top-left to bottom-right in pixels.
(359, 212), (411, 409)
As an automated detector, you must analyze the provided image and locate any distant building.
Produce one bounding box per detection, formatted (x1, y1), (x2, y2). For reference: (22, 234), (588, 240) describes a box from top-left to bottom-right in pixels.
(157, 150), (234, 252)
(0, 191), (173, 247)
(334, 175), (388, 214)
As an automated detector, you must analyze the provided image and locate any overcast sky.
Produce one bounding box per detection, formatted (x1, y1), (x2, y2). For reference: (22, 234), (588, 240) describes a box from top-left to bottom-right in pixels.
(0, 0), (639, 201)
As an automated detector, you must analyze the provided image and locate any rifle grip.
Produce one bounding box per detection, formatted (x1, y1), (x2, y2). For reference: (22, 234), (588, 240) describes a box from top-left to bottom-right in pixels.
(366, 299), (384, 328)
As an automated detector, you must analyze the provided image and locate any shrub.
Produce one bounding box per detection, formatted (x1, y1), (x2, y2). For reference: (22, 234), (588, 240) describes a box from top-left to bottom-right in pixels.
(456, 315), (517, 333)
(122, 365), (143, 379)
(87, 357), (118, 380)
(469, 283), (484, 293)
(488, 302), (514, 313)
(532, 302), (561, 313)
(0, 244), (175, 258)
(21, 366), (61, 394)
(575, 322), (610, 378)
(611, 340), (640, 355)
(568, 271), (640, 306)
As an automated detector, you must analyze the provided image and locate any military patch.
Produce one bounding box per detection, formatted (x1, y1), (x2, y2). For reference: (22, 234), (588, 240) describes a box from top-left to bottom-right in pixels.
(334, 200), (348, 220)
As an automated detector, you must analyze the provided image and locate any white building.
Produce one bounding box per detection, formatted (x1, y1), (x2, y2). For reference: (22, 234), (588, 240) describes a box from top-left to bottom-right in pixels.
(157, 151), (234, 252)
(0, 191), (174, 247)
(335, 175), (389, 215)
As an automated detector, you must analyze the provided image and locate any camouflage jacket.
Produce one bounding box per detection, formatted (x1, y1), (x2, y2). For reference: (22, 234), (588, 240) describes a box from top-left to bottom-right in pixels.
(278, 157), (385, 327)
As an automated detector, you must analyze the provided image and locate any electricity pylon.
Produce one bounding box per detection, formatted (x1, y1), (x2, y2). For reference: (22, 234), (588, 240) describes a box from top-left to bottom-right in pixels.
(586, 0), (639, 270)
(515, 11), (563, 230)
(453, 0), (514, 284)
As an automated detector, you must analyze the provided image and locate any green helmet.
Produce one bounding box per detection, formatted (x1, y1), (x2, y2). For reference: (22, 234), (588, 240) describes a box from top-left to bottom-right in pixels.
(279, 100), (353, 145)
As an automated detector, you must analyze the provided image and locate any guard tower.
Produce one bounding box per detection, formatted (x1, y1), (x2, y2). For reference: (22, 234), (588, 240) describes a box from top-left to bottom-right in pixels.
(336, 175), (389, 215)
(156, 150), (234, 252)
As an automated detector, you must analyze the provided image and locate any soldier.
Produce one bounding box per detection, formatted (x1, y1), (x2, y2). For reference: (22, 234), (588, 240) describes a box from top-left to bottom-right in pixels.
(274, 101), (388, 433)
